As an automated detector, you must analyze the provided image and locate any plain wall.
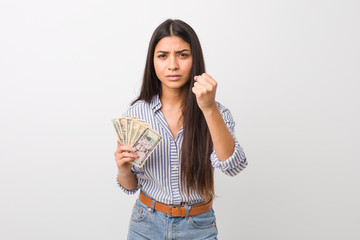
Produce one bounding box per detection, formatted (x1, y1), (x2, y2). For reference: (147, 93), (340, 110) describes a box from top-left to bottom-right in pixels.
(1, 0), (359, 239)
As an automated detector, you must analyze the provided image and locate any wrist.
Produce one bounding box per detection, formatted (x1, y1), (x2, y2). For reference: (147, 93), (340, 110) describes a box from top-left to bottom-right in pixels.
(118, 165), (133, 177)
(201, 103), (218, 116)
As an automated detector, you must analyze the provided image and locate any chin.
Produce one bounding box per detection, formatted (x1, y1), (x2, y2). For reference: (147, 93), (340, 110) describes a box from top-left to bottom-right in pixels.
(162, 81), (188, 90)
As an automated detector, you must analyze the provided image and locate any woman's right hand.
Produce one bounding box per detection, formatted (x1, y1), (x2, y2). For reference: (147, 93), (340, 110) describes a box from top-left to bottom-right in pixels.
(114, 140), (138, 175)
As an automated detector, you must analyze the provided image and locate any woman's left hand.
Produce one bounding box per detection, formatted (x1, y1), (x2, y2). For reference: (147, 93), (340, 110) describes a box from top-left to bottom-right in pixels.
(192, 73), (218, 112)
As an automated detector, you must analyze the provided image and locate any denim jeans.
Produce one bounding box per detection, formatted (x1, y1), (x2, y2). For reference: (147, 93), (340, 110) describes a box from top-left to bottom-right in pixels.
(127, 199), (218, 240)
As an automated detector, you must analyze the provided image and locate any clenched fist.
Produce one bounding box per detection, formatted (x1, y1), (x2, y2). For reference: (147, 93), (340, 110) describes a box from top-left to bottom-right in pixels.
(192, 73), (218, 112)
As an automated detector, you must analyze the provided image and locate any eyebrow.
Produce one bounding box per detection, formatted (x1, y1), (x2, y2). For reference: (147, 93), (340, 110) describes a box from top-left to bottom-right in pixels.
(156, 49), (190, 54)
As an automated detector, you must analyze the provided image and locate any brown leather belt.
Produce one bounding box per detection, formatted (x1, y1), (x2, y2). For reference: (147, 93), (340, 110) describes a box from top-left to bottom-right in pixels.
(139, 191), (213, 217)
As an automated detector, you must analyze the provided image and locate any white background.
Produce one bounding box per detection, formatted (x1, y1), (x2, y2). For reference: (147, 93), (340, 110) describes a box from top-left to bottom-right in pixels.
(1, 0), (359, 239)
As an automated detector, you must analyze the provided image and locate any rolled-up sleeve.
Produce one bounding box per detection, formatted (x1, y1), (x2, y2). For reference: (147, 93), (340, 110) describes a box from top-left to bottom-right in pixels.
(116, 165), (141, 195)
(210, 104), (248, 176)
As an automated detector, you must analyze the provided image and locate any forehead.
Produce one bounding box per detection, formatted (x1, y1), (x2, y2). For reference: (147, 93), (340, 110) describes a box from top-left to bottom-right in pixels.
(155, 36), (190, 51)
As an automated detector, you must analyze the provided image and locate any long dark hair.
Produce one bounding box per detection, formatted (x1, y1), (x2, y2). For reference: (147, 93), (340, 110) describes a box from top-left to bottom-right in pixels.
(132, 19), (214, 200)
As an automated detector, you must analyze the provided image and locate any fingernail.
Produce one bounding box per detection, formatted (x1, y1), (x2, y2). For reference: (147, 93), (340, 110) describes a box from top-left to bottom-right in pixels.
(132, 148), (137, 151)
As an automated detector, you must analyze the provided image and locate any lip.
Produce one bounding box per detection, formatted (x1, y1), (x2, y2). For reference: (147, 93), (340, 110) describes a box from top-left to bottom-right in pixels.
(166, 75), (182, 81)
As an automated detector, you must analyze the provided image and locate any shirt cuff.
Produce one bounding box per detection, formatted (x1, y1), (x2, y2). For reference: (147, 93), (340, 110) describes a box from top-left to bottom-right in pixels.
(210, 138), (248, 176)
(115, 168), (140, 195)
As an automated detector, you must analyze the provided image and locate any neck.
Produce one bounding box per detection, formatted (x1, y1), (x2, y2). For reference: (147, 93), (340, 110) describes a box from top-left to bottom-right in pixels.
(160, 86), (187, 108)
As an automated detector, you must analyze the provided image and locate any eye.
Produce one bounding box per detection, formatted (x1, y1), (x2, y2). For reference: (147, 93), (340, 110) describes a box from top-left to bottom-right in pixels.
(179, 53), (189, 58)
(157, 54), (166, 58)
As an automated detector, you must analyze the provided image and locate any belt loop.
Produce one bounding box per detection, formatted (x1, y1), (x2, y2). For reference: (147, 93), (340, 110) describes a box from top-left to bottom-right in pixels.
(185, 205), (191, 219)
(150, 199), (155, 213)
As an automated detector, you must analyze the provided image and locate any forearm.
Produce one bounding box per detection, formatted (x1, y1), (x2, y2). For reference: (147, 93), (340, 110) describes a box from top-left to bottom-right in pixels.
(117, 170), (138, 191)
(202, 105), (235, 162)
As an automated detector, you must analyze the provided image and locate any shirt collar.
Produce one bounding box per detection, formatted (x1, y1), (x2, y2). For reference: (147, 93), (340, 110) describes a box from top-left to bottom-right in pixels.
(150, 94), (162, 112)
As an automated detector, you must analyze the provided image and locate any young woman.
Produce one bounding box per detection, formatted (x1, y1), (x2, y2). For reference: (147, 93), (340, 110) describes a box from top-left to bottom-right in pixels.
(114, 19), (247, 239)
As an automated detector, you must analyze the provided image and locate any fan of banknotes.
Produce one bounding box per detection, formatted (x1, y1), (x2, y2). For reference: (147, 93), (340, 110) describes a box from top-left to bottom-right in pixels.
(112, 116), (162, 168)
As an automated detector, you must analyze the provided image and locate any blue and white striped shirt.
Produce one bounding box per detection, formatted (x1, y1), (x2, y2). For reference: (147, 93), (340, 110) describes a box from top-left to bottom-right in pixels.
(116, 94), (247, 205)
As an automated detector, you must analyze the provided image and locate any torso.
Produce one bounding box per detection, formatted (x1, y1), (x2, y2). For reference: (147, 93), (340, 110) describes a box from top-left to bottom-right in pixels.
(124, 96), (231, 205)
(160, 106), (183, 139)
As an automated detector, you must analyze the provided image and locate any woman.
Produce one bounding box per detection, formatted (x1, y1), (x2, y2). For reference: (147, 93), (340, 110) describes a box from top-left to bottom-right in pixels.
(114, 19), (247, 239)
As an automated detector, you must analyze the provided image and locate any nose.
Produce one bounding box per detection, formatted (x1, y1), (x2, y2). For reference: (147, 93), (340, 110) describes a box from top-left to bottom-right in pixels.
(168, 55), (179, 70)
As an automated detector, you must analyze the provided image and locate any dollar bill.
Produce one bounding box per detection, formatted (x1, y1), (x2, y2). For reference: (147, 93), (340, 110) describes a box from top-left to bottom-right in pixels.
(128, 120), (141, 146)
(111, 118), (125, 145)
(130, 128), (162, 168)
(119, 118), (127, 145)
(131, 122), (150, 146)
(126, 117), (134, 145)
(111, 119), (121, 139)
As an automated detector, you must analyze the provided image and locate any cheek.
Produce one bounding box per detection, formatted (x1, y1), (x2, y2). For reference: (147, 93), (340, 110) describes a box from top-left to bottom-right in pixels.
(153, 61), (164, 76)
(184, 60), (193, 75)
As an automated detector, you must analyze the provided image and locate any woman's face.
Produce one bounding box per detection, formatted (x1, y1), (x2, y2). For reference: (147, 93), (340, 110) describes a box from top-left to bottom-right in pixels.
(153, 36), (193, 92)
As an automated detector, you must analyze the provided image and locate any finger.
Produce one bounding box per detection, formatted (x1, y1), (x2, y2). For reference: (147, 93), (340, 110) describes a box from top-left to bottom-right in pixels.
(193, 82), (204, 91)
(115, 140), (121, 154)
(194, 78), (213, 92)
(118, 157), (137, 163)
(115, 153), (138, 163)
(196, 75), (213, 87)
(200, 73), (217, 86)
(194, 74), (207, 82)
(201, 73), (213, 81)
(120, 151), (139, 159)
(119, 145), (137, 153)
(192, 86), (200, 97)
(193, 81), (202, 89)
(194, 74), (212, 86)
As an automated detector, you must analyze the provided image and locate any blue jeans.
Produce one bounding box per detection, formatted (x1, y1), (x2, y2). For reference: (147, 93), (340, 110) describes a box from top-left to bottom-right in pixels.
(127, 199), (218, 240)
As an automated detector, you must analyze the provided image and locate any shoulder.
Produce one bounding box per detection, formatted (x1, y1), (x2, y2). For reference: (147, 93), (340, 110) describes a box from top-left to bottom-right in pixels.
(125, 99), (149, 115)
(124, 95), (159, 118)
(129, 99), (148, 110)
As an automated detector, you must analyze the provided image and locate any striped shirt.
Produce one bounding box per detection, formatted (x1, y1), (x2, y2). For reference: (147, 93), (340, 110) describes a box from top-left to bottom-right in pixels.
(116, 94), (247, 205)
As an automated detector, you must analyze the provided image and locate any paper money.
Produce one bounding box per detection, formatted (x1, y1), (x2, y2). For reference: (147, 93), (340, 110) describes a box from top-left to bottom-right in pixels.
(111, 116), (162, 167)
(119, 118), (127, 145)
(129, 120), (141, 146)
(111, 119), (125, 145)
(131, 123), (150, 146)
(131, 128), (162, 168)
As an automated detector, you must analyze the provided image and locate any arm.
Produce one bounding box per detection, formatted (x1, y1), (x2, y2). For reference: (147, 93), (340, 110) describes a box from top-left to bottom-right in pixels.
(192, 73), (235, 161)
(192, 73), (247, 175)
(202, 105), (235, 162)
(117, 169), (138, 191)
(209, 106), (247, 176)
(114, 140), (139, 193)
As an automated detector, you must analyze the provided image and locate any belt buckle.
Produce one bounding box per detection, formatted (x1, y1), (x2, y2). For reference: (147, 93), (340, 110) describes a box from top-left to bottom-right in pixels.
(168, 205), (173, 217)
(168, 205), (181, 217)
(168, 205), (184, 217)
